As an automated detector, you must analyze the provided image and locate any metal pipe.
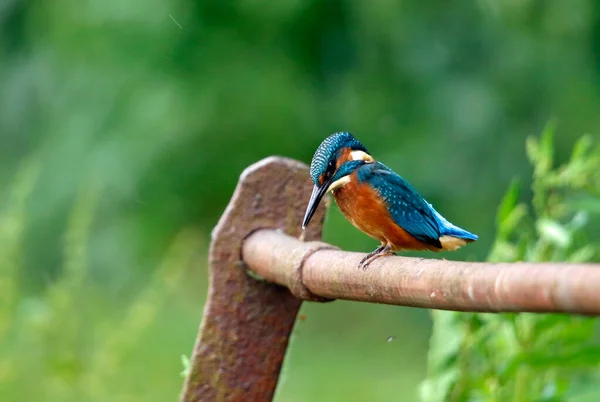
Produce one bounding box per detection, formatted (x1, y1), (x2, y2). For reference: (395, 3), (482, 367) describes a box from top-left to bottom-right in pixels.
(243, 229), (600, 315)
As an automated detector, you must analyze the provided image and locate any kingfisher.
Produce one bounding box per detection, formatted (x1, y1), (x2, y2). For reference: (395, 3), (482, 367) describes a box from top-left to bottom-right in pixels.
(302, 132), (478, 269)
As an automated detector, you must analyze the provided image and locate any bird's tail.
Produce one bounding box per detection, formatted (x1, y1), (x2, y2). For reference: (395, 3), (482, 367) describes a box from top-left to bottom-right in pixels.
(431, 209), (478, 251)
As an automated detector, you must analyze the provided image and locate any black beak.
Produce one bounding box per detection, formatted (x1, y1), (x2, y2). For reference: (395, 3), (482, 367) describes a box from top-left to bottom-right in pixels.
(302, 179), (332, 229)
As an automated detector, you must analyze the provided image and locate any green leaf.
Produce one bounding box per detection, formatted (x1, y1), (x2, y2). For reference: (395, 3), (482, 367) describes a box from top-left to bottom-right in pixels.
(180, 354), (190, 377)
(567, 246), (596, 263)
(567, 211), (588, 231)
(496, 179), (522, 228)
(540, 121), (556, 168)
(527, 122), (555, 177)
(571, 134), (593, 162)
(500, 204), (528, 239)
(536, 218), (572, 248)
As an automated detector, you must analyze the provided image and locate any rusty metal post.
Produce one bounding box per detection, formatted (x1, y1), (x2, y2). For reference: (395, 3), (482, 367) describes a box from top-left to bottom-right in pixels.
(180, 157), (330, 402)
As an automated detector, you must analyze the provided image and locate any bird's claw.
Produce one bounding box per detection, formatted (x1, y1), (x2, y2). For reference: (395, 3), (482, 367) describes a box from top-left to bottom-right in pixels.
(358, 257), (371, 270)
(358, 245), (393, 270)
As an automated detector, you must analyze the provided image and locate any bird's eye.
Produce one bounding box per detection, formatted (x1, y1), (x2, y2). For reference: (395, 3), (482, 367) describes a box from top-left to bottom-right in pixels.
(324, 160), (335, 178)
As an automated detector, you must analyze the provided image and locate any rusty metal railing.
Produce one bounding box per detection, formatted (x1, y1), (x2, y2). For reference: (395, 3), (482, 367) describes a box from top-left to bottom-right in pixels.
(180, 157), (600, 402)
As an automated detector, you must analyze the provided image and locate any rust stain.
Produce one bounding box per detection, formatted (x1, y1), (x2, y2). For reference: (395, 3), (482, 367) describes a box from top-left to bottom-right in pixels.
(180, 157), (327, 402)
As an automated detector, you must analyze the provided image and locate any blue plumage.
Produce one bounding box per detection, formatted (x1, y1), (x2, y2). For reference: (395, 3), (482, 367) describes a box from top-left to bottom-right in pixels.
(309, 132), (367, 184)
(356, 162), (478, 248)
(431, 209), (479, 241)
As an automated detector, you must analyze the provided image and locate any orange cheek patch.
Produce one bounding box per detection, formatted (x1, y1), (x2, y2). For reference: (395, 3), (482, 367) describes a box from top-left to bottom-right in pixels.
(336, 148), (353, 169)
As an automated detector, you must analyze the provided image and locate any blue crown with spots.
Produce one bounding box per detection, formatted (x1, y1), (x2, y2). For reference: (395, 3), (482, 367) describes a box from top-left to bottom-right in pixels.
(309, 132), (368, 184)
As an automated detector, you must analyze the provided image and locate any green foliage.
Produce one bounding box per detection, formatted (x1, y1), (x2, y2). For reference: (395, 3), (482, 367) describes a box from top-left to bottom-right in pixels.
(421, 129), (600, 402)
(0, 160), (203, 402)
(180, 354), (191, 378)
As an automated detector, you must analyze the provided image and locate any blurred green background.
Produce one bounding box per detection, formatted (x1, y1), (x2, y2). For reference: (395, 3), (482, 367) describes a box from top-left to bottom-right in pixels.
(1, 1), (600, 401)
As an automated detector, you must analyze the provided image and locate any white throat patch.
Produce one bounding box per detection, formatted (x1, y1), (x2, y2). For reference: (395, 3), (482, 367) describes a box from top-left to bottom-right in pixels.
(327, 175), (351, 193)
(350, 150), (374, 162)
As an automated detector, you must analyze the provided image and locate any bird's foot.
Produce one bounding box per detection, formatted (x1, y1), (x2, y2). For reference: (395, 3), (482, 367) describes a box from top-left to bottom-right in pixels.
(358, 245), (384, 268)
(358, 244), (393, 270)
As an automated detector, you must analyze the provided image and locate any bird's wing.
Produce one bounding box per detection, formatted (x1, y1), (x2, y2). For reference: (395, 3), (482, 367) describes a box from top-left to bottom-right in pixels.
(358, 162), (442, 248)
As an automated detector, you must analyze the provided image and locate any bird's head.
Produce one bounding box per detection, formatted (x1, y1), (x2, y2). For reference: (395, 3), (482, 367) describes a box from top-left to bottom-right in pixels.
(302, 132), (375, 228)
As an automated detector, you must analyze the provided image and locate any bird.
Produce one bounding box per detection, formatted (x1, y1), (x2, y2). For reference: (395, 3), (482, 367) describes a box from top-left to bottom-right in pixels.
(302, 132), (478, 269)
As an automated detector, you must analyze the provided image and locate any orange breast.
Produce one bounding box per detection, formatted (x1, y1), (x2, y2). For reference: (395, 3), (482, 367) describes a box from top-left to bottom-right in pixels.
(332, 178), (440, 252)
